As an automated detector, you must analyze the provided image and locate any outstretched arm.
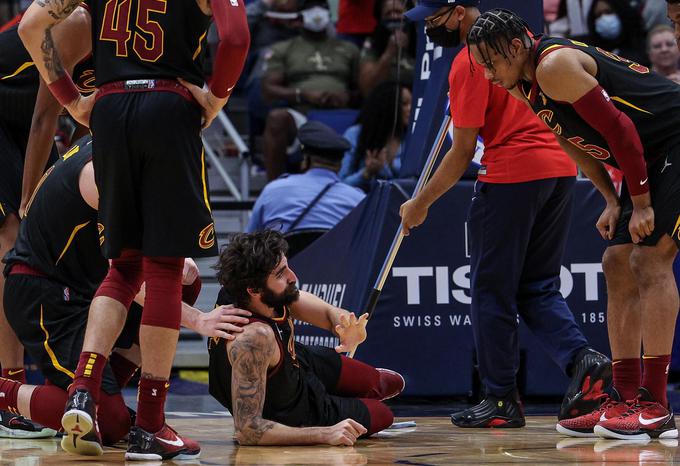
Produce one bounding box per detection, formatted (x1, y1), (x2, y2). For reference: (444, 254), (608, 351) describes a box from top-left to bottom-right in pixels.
(227, 323), (366, 445)
(20, 6), (92, 216)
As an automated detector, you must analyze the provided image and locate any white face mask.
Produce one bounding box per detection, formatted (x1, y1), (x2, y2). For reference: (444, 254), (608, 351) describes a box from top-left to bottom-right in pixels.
(301, 6), (330, 32)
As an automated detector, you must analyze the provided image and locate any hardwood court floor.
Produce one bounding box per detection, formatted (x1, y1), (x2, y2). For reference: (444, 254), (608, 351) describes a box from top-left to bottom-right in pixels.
(1, 416), (679, 465)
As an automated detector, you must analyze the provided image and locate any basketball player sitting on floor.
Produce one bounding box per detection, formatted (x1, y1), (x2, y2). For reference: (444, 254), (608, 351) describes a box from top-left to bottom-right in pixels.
(208, 230), (405, 446)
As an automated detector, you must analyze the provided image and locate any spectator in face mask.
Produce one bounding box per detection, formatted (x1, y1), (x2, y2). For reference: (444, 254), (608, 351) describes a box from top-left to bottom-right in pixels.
(358, 0), (416, 96)
(647, 24), (680, 84)
(586, 0), (648, 66)
(261, 0), (361, 181)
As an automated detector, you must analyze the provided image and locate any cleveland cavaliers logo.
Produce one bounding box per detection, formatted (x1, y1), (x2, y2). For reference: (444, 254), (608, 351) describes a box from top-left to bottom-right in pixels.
(97, 223), (105, 246)
(537, 109), (562, 136)
(76, 69), (96, 95)
(199, 223), (216, 249)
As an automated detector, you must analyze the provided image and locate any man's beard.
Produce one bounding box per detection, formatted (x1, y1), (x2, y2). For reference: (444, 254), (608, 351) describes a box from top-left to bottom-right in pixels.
(260, 282), (300, 309)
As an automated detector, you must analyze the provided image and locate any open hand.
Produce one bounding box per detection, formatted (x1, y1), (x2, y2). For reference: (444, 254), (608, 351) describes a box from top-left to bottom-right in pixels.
(335, 313), (368, 353)
(194, 305), (252, 339)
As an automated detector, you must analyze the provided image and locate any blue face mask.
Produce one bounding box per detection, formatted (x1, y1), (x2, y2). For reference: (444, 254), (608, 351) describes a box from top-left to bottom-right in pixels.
(595, 13), (622, 40)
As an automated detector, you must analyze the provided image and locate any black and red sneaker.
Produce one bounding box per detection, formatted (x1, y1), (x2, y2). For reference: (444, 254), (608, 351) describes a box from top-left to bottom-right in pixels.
(560, 347), (612, 420)
(60, 388), (103, 456)
(0, 410), (57, 439)
(450, 394), (525, 428)
(594, 388), (678, 440)
(556, 389), (629, 437)
(125, 423), (201, 461)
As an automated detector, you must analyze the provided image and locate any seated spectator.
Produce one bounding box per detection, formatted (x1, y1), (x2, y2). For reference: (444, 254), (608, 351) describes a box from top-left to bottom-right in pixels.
(587, 0), (648, 65)
(340, 81), (411, 192)
(262, 0), (361, 180)
(647, 24), (680, 84)
(358, 0), (416, 96)
(336, 0), (377, 47)
(245, 0), (301, 82)
(247, 121), (365, 234)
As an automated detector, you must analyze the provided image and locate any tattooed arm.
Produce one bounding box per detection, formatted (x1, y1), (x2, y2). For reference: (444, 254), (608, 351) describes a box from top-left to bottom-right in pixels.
(19, 0), (95, 126)
(227, 323), (366, 446)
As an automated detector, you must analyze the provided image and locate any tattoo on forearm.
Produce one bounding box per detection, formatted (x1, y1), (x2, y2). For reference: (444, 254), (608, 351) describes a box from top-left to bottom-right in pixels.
(229, 333), (276, 444)
(40, 27), (65, 81)
(36, 0), (80, 21)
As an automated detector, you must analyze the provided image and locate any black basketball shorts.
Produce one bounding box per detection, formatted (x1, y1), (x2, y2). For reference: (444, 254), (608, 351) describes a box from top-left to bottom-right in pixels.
(611, 146), (680, 249)
(90, 91), (218, 259)
(3, 272), (142, 394)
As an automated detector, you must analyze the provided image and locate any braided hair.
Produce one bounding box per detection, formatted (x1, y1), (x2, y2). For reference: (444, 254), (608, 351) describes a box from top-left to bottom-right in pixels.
(466, 9), (532, 71)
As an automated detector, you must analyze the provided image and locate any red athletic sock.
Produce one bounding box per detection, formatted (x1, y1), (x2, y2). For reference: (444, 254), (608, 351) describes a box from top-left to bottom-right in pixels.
(613, 358), (641, 401)
(29, 385), (68, 430)
(2, 368), (26, 384)
(98, 393), (132, 445)
(642, 354), (671, 406)
(0, 377), (21, 413)
(109, 352), (138, 389)
(70, 352), (108, 401)
(181, 276), (202, 306)
(136, 377), (169, 433)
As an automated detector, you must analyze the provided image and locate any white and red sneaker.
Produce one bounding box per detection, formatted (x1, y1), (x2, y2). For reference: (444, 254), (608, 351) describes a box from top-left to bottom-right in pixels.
(556, 390), (629, 437)
(594, 388), (678, 440)
(125, 423), (200, 461)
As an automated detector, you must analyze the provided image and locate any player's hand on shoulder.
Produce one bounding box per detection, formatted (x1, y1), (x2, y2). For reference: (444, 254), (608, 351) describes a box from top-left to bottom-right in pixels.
(178, 78), (229, 129)
(65, 92), (97, 128)
(399, 198), (428, 236)
(197, 304), (252, 339)
(321, 419), (367, 446)
(629, 205), (655, 243)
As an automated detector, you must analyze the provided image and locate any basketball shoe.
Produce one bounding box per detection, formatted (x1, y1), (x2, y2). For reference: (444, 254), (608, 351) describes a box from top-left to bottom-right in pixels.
(594, 388), (677, 440)
(451, 392), (525, 428)
(61, 388), (103, 456)
(559, 347), (612, 420)
(125, 423), (201, 461)
(0, 411), (56, 439)
(556, 388), (628, 437)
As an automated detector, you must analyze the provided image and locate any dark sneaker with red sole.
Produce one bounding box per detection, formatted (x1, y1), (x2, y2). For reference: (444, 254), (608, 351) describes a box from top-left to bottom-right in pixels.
(560, 347), (612, 420)
(125, 423), (201, 461)
(451, 395), (525, 428)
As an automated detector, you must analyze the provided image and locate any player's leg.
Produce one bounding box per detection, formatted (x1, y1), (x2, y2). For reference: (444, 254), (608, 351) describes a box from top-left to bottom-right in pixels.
(125, 92), (210, 461)
(0, 212), (23, 374)
(298, 345), (404, 400)
(515, 176), (610, 420)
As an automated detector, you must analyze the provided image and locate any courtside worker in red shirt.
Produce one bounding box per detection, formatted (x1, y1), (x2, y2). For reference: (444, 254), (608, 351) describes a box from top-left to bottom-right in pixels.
(399, 0), (611, 428)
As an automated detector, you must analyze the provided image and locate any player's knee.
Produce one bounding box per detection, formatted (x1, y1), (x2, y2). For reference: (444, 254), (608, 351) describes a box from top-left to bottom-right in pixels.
(360, 399), (394, 435)
(96, 249), (144, 308)
(98, 393), (131, 445)
(140, 256), (184, 329)
(602, 246), (632, 282)
(629, 247), (673, 288)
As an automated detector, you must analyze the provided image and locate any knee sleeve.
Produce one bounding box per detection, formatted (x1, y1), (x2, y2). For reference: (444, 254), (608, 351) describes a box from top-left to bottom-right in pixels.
(95, 249), (144, 309)
(140, 256), (184, 330)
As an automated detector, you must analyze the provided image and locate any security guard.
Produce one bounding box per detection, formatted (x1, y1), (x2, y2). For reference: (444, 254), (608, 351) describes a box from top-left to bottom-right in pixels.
(247, 121), (366, 235)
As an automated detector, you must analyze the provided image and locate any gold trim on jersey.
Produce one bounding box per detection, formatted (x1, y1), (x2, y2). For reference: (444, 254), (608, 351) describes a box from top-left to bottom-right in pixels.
(0, 202), (5, 216)
(0, 62), (35, 81)
(672, 215), (680, 241)
(56, 221), (91, 265)
(23, 165), (55, 216)
(610, 96), (653, 115)
(193, 30), (208, 61)
(62, 144), (81, 161)
(40, 305), (75, 379)
(200, 147), (211, 213)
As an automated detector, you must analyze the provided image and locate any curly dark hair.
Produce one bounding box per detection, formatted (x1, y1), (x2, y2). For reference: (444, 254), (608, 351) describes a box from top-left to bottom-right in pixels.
(214, 230), (289, 308)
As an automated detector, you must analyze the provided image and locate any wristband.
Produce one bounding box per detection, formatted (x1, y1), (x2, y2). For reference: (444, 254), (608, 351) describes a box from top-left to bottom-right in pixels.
(48, 75), (80, 107)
